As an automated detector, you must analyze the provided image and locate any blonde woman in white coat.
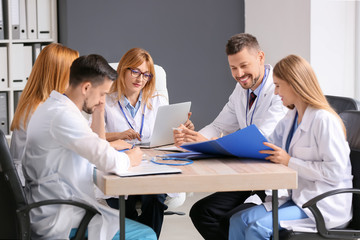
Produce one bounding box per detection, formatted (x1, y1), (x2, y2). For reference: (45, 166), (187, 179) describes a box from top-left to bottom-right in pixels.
(104, 48), (192, 238)
(229, 55), (352, 240)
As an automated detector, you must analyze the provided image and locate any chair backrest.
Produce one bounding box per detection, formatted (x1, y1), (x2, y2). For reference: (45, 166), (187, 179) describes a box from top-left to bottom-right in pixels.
(326, 95), (360, 114)
(0, 129), (27, 238)
(109, 62), (169, 102)
(339, 110), (360, 229)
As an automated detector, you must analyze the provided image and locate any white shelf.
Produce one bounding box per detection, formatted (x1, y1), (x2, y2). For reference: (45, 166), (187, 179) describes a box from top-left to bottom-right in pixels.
(0, 0), (58, 137)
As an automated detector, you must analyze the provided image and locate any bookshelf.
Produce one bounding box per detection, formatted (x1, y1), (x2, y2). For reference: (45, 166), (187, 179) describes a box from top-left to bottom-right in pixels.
(0, 0), (57, 138)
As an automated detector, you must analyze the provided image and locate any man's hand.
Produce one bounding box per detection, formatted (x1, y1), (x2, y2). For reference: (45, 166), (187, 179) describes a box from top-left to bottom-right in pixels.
(110, 139), (132, 151)
(125, 147), (143, 167)
(184, 112), (195, 130)
(173, 124), (208, 147)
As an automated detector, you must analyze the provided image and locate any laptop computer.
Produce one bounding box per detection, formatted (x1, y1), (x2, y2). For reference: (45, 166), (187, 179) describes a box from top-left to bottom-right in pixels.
(136, 101), (191, 148)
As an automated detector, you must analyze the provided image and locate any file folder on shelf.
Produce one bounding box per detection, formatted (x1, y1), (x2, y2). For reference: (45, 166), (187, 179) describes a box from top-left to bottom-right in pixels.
(19, 0), (26, 39)
(0, 92), (9, 135)
(36, 0), (51, 39)
(180, 124), (272, 160)
(0, 0), (4, 39)
(0, 46), (8, 89)
(11, 0), (20, 39)
(26, 0), (37, 39)
(31, 43), (41, 63)
(11, 43), (32, 88)
(13, 90), (22, 112)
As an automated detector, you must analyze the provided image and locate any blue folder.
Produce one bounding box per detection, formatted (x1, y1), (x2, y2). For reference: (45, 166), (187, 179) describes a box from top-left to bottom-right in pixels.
(180, 125), (272, 160)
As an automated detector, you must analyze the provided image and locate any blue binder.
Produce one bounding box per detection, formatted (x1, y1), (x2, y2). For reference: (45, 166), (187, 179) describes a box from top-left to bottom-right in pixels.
(179, 125), (272, 160)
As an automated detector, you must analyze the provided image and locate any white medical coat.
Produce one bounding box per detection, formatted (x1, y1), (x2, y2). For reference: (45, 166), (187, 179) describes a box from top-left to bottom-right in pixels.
(266, 106), (353, 231)
(104, 92), (168, 142)
(23, 91), (131, 240)
(199, 65), (287, 139)
(10, 120), (28, 186)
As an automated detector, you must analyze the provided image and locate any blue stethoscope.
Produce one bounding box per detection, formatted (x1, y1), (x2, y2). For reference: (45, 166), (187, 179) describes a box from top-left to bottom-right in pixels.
(151, 156), (193, 166)
(118, 100), (146, 138)
(245, 66), (269, 126)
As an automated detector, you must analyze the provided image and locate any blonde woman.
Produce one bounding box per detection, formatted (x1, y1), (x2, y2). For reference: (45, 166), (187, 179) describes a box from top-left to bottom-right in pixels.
(229, 55), (352, 239)
(104, 48), (191, 237)
(10, 43), (79, 185)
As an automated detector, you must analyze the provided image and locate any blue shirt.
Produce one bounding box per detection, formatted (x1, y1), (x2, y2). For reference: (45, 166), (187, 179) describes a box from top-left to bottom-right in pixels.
(124, 91), (143, 118)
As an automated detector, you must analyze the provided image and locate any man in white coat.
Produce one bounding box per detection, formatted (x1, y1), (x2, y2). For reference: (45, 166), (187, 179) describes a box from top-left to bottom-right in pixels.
(22, 54), (157, 240)
(173, 33), (288, 240)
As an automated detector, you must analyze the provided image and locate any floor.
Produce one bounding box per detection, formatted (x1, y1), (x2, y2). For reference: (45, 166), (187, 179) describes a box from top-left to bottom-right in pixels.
(159, 192), (211, 240)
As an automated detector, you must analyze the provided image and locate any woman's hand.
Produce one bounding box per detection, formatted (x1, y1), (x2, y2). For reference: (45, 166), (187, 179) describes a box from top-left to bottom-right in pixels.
(259, 142), (291, 166)
(119, 129), (141, 141)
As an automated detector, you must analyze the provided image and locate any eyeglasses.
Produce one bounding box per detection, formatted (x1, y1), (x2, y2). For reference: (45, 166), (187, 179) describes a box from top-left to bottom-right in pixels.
(128, 68), (153, 82)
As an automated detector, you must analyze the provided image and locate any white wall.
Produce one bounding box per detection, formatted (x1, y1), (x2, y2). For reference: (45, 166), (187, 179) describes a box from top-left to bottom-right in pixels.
(310, 0), (356, 97)
(245, 0), (358, 100)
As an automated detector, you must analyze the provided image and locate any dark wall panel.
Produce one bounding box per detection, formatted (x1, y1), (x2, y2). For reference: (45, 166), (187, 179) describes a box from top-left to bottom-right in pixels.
(58, 0), (244, 129)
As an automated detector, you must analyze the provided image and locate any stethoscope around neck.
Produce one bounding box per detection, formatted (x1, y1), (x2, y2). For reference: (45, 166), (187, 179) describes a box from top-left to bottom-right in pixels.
(118, 100), (146, 138)
(245, 67), (269, 126)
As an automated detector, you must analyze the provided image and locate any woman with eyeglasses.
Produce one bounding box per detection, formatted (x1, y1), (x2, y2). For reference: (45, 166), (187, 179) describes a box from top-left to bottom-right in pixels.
(102, 48), (190, 238)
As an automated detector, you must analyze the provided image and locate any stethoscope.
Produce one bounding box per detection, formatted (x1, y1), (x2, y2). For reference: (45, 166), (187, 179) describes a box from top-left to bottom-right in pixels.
(118, 101), (146, 138)
(245, 67), (269, 126)
(151, 156), (193, 166)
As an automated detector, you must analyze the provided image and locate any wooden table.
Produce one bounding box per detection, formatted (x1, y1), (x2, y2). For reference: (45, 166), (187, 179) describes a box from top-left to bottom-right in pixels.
(95, 150), (298, 240)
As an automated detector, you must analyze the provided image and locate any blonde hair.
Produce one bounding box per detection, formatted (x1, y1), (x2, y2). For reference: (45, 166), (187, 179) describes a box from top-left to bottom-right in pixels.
(109, 48), (156, 109)
(273, 55), (346, 135)
(11, 43), (79, 130)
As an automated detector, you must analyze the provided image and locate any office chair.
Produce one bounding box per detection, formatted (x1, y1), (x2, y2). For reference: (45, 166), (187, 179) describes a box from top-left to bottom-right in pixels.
(0, 129), (100, 240)
(278, 110), (360, 240)
(109, 63), (169, 103)
(326, 95), (360, 114)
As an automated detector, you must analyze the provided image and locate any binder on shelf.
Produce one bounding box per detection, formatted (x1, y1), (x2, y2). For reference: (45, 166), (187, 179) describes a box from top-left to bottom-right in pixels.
(0, 0), (4, 39)
(0, 92), (9, 135)
(0, 46), (8, 89)
(25, 0), (37, 39)
(36, 0), (51, 39)
(23, 44), (32, 83)
(11, 0), (20, 39)
(11, 44), (32, 88)
(14, 90), (22, 112)
(19, 0), (27, 39)
(32, 43), (41, 63)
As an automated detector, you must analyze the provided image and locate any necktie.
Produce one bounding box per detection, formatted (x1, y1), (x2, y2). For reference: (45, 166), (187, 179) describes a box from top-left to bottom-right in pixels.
(249, 92), (257, 110)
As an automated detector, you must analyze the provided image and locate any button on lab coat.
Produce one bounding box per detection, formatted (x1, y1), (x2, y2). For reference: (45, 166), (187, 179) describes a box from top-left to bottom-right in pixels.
(199, 65), (287, 139)
(267, 106), (353, 232)
(23, 91), (131, 240)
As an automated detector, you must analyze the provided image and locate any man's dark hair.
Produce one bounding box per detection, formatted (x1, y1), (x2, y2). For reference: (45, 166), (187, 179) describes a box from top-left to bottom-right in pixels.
(69, 54), (118, 87)
(226, 33), (261, 55)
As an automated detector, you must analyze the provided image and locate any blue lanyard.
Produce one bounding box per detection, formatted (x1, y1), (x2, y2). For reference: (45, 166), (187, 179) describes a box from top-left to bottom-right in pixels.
(118, 101), (146, 138)
(151, 157), (193, 166)
(246, 67), (269, 126)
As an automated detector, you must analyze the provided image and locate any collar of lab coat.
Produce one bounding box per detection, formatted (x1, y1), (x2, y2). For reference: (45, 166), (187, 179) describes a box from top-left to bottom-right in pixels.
(50, 90), (82, 113)
(286, 106), (317, 151)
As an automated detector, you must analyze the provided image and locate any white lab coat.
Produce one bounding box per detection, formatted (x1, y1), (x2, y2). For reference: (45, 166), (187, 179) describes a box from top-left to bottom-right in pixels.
(23, 91), (131, 240)
(266, 106), (353, 232)
(104, 92), (183, 201)
(105, 92), (169, 142)
(199, 64), (287, 139)
(10, 120), (28, 186)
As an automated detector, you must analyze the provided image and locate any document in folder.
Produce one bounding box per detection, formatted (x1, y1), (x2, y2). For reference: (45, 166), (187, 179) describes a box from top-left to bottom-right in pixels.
(180, 125), (272, 159)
